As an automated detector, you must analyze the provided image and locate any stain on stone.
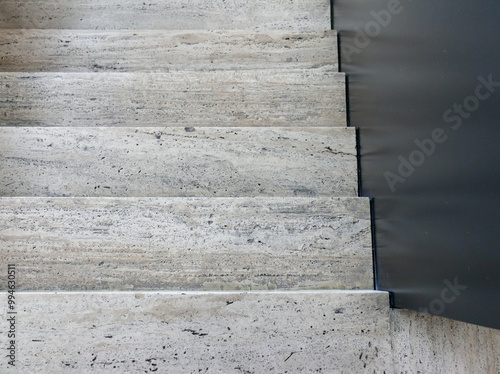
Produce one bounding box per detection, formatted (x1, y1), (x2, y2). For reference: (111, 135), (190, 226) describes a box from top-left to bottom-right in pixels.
(235, 366), (254, 374)
(184, 127), (196, 132)
(293, 187), (316, 196)
(183, 328), (208, 336)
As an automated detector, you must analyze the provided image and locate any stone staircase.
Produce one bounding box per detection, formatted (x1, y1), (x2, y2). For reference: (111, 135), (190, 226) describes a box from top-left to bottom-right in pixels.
(0, 1), (393, 372)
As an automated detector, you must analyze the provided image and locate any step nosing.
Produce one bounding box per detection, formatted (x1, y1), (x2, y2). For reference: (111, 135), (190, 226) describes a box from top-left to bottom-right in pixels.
(0, 125), (353, 129)
(0, 196), (368, 200)
(0, 70), (343, 74)
(0, 28), (338, 33)
(1, 290), (386, 295)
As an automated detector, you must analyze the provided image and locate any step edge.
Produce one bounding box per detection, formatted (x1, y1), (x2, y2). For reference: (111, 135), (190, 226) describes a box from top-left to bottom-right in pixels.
(0, 70), (344, 76)
(0, 28), (338, 35)
(0, 196), (369, 201)
(0, 290), (388, 296)
(0, 125), (353, 130)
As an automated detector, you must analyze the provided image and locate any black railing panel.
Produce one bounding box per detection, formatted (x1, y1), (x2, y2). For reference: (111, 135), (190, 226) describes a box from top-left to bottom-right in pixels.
(334, 0), (500, 329)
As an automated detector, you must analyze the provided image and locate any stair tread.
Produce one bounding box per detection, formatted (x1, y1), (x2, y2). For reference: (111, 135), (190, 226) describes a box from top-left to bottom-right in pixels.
(0, 0), (330, 31)
(1, 291), (392, 372)
(0, 127), (357, 197)
(0, 29), (338, 72)
(0, 196), (372, 291)
(0, 70), (346, 127)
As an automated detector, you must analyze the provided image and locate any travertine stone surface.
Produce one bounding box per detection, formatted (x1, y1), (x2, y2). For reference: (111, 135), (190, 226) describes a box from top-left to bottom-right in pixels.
(0, 70), (346, 127)
(0, 0), (331, 31)
(0, 127), (357, 197)
(0, 30), (338, 72)
(0, 291), (392, 373)
(391, 309), (500, 374)
(0, 197), (372, 291)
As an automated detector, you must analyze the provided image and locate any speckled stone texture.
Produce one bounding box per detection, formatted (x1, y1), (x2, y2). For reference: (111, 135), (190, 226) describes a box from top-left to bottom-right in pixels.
(0, 291), (392, 373)
(0, 30), (338, 72)
(0, 0), (331, 31)
(0, 1), (396, 372)
(391, 309), (500, 374)
(0, 127), (357, 197)
(0, 197), (372, 291)
(0, 70), (346, 127)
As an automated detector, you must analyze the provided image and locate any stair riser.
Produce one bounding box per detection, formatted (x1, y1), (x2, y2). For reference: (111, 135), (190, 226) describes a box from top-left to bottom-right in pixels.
(0, 0), (331, 31)
(0, 71), (346, 127)
(0, 292), (391, 373)
(0, 127), (357, 197)
(0, 197), (372, 291)
(0, 30), (338, 72)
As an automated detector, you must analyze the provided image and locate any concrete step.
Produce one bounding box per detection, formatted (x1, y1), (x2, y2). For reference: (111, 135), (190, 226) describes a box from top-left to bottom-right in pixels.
(0, 127), (357, 197)
(0, 197), (372, 291)
(0, 70), (346, 127)
(0, 29), (338, 72)
(0, 291), (392, 372)
(0, 0), (330, 31)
